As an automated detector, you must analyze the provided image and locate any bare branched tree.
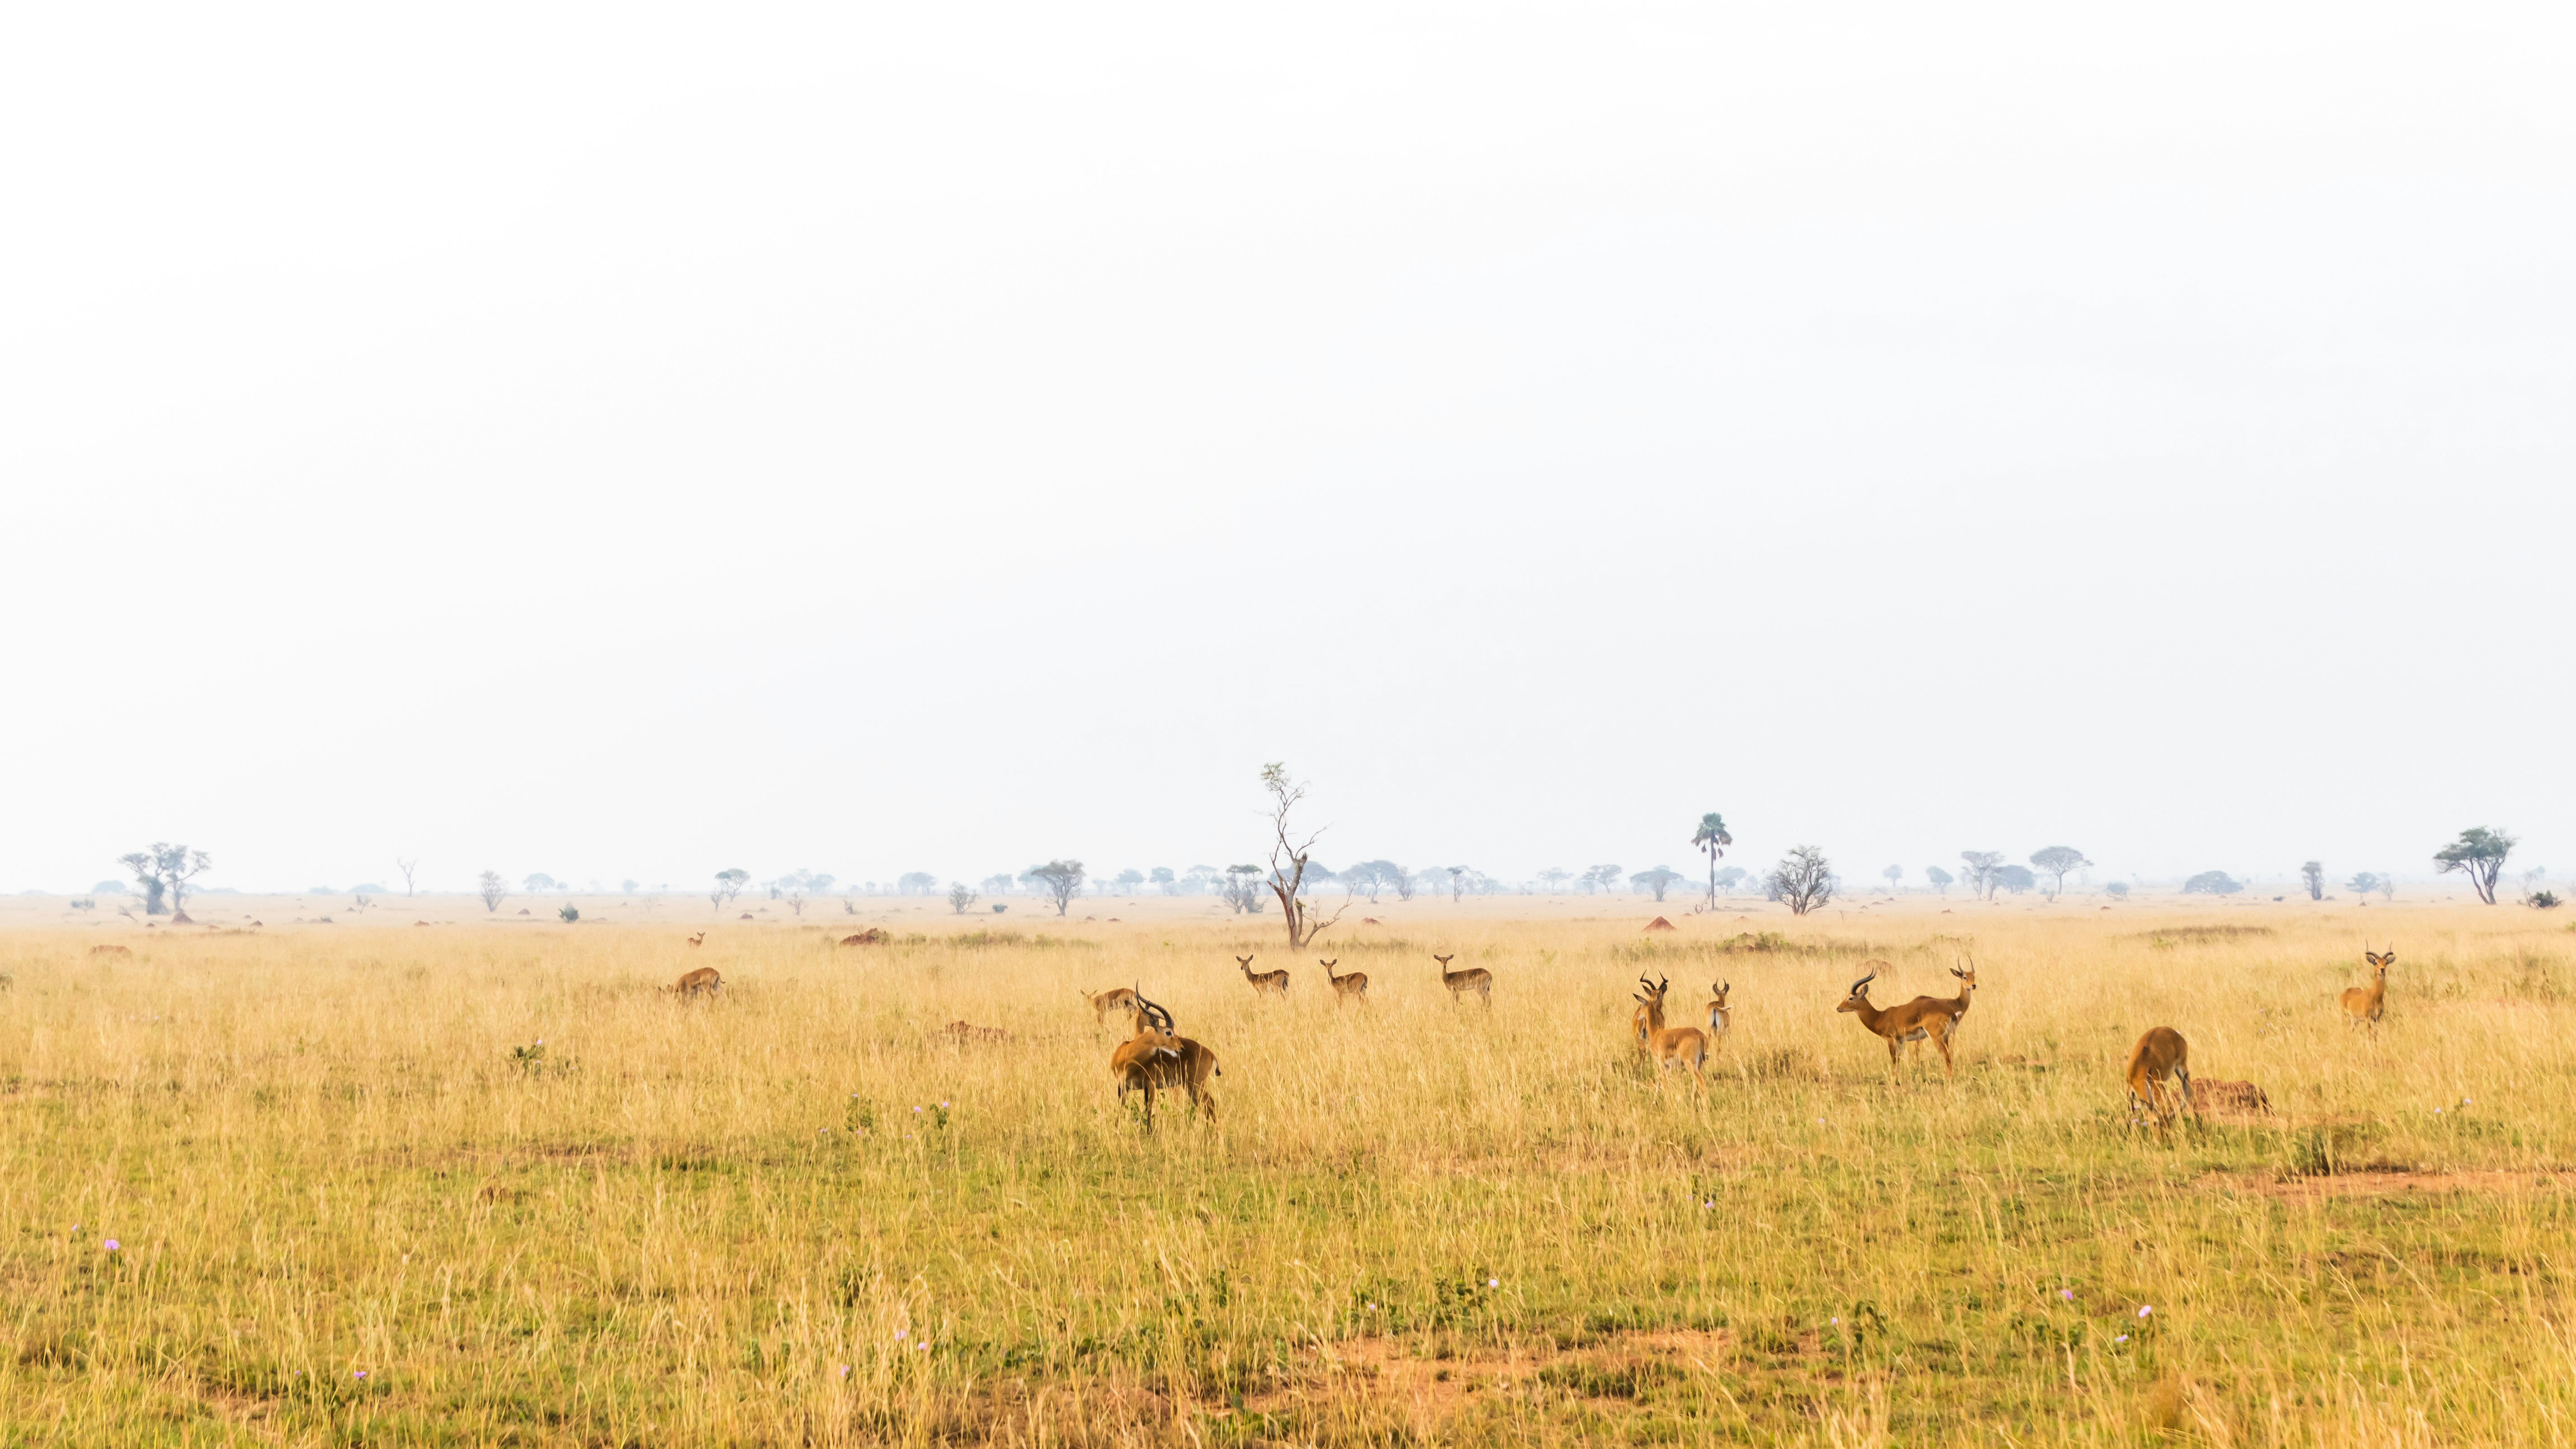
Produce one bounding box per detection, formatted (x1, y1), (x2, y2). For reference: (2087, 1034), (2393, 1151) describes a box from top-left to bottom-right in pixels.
(1261, 762), (1350, 949)
(1767, 845), (1836, 916)
(395, 857), (420, 897)
(477, 870), (509, 913)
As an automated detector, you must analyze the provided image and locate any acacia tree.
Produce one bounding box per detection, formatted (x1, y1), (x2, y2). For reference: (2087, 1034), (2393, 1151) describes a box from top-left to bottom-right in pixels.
(1924, 865), (1953, 896)
(1260, 762), (1351, 949)
(713, 868), (750, 910)
(2346, 871), (2381, 899)
(1959, 851), (2006, 901)
(2300, 861), (2326, 901)
(1024, 859), (1085, 916)
(477, 870), (509, 912)
(2028, 846), (2092, 901)
(1692, 813), (1733, 909)
(1768, 845), (1835, 916)
(1536, 866), (1571, 895)
(118, 843), (211, 918)
(947, 883), (978, 914)
(395, 857), (419, 896)
(1631, 866), (1686, 901)
(1882, 865), (1903, 893)
(1220, 864), (1267, 913)
(1447, 866), (1475, 903)
(2434, 827), (2515, 905)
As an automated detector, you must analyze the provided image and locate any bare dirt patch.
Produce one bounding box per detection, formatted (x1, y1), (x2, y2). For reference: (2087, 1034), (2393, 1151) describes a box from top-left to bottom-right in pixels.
(2216, 1170), (2575, 1200)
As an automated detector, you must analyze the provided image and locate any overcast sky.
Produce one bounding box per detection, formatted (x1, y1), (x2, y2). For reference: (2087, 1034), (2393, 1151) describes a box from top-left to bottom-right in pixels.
(3, 4), (2570, 894)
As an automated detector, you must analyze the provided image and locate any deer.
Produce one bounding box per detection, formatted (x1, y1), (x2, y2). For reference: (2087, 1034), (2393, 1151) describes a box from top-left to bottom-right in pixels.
(2342, 949), (2392, 1026)
(685, 931), (705, 947)
(2124, 1027), (2194, 1133)
(1237, 954), (1290, 998)
(1080, 985), (1141, 1026)
(1628, 976), (1708, 1085)
(662, 966), (722, 1000)
(1322, 958), (1369, 1006)
(1836, 968), (1963, 1077)
(1109, 992), (1220, 1130)
(1436, 953), (1492, 1006)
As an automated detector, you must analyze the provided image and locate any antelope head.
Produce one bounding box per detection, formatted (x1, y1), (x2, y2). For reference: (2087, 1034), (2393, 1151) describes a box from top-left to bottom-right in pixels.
(1236, 954), (1256, 975)
(2366, 949), (2393, 976)
(1951, 960), (1977, 989)
(1711, 981), (1730, 1009)
(1837, 972), (1878, 1014)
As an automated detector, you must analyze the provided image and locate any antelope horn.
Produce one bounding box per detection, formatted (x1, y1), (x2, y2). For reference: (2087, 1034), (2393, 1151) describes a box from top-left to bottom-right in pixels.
(1848, 972), (1876, 994)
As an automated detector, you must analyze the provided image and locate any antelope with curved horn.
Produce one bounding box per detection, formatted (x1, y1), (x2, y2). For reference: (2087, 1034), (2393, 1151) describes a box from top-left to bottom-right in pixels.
(1628, 976), (1708, 1084)
(1703, 981), (1731, 1042)
(1322, 958), (1368, 1006)
(2124, 1027), (2194, 1133)
(1836, 967), (1961, 1076)
(662, 966), (722, 999)
(1237, 953), (1290, 998)
(2342, 949), (2392, 1026)
(1080, 984), (1141, 1026)
(1109, 992), (1220, 1129)
(1436, 953), (1492, 1006)
(684, 931), (706, 947)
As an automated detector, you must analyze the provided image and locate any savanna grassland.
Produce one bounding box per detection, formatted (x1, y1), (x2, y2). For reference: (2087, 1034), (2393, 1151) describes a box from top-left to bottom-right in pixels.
(5, 895), (2576, 1447)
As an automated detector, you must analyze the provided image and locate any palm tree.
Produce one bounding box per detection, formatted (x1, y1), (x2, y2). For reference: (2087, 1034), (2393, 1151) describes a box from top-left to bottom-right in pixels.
(1691, 812), (1733, 909)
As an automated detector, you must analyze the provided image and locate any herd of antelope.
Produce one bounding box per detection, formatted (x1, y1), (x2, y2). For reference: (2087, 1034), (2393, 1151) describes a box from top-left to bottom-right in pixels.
(660, 930), (2397, 1137)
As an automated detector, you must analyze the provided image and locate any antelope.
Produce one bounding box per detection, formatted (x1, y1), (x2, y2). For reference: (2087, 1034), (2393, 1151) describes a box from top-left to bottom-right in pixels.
(90, 944), (132, 957)
(1109, 993), (1219, 1130)
(685, 931), (705, 947)
(1836, 968), (1962, 1076)
(2124, 1027), (2194, 1132)
(662, 966), (722, 999)
(1436, 953), (1492, 1006)
(2342, 949), (2392, 1026)
(1322, 958), (1369, 1006)
(1629, 976), (1708, 1084)
(1080, 985), (1141, 1026)
(1237, 954), (1290, 998)
(1704, 981), (1731, 1042)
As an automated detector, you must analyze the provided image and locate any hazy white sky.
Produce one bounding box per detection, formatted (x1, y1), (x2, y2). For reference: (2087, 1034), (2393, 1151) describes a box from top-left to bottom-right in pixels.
(3, 3), (2570, 894)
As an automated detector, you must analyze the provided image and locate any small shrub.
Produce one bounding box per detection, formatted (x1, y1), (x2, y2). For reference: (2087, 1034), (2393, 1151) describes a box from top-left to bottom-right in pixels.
(557, 904), (580, 923)
(2528, 891), (2562, 910)
(509, 1042), (548, 1075)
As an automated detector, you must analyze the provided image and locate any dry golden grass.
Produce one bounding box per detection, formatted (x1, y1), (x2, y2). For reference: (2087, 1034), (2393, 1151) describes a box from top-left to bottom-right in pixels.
(5, 894), (2575, 1444)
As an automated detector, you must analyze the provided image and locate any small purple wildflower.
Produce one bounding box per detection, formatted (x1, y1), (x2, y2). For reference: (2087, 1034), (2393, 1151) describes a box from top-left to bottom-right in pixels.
(1487, 1278), (1499, 1289)
(2115, 1334), (2129, 1344)
(2137, 1305), (2152, 1318)
(2059, 1289), (2074, 1301)
(104, 1239), (119, 1252)
(839, 1365), (850, 1378)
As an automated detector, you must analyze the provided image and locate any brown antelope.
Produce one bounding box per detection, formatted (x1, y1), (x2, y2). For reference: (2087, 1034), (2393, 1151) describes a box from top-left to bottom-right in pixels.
(1436, 953), (1492, 1006)
(1237, 954), (1290, 998)
(2342, 950), (2392, 1026)
(1080, 985), (1141, 1026)
(90, 944), (132, 957)
(1109, 993), (1219, 1130)
(685, 931), (705, 947)
(2124, 1027), (2194, 1132)
(1629, 977), (1708, 1084)
(1703, 981), (1731, 1043)
(1322, 958), (1369, 1006)
(662, 966), (722, 1000)
(1836, 968), (1962, 1076)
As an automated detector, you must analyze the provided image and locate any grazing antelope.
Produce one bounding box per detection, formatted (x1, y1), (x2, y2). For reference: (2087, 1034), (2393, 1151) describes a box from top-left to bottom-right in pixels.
(90, 944), (132, 957)
(1436, 953), (1492, 1006)
(685, 931), (705, 947)
(941, 1021), (1014, 1044)
(2124, 1027), (2194, 1132)
(2342, 950), (2392, 1026)
(662, 966), (722, 1000)
(1704, 981), (1731, 1042)
(1322, 958), (1369, 1006)
(1080, 985), (1141, 1026)
(1237, 954), (1290, 997)
(1629, 977), (1708, 1085)
(1836, 968), (1962, 1077)
(1109, 993), (1220, 1130)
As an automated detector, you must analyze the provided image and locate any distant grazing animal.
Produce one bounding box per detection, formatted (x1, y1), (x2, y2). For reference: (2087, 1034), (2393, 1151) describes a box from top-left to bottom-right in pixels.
(1836, 968), (1963, 1076)
(1436, 953), (1492, 1006)
(2342, 950), (2392, 1026)
(1322, 958), (1368, 1006)
(414, 920), (434, 927)
(1237, 953), (1290, 997)
(1629, 976), (1708, 1084)
(2124, 1027), (2194, 1132)
(941, 1021), (1014, 1044)
(662, 966), (722, 1000)
(2194, 1079), (2271, 1114)
(1080, 985), (1142, 1025)
(840, 929), (889, 946)
(1362, 917), (1382, 925)
(685, 932), (705, 947)
(90, 944), (131, 957)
